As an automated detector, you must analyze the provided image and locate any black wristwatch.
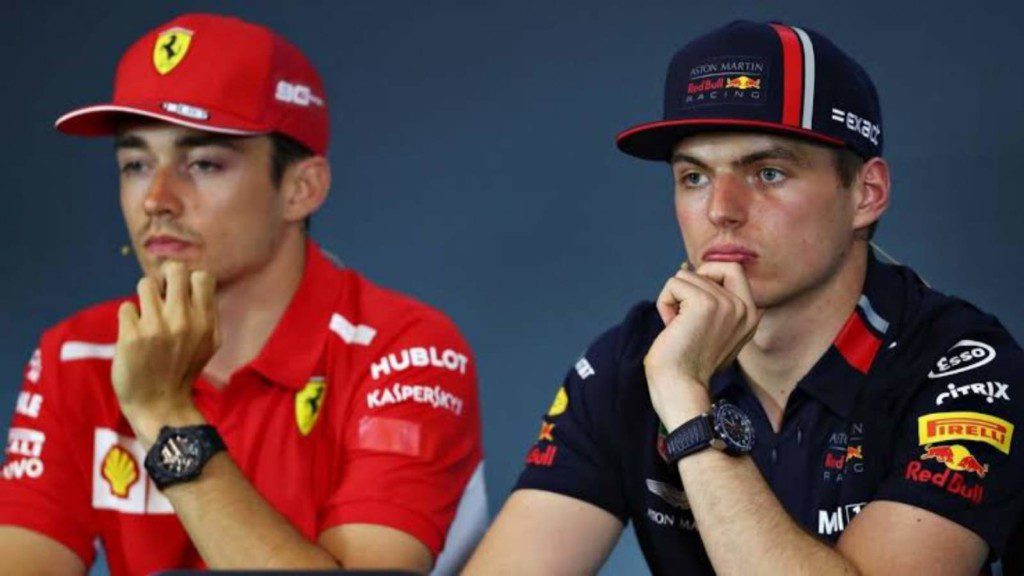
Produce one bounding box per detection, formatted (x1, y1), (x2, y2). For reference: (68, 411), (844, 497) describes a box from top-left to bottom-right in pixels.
(664, 400), (756, 463)
(144, 425), (226, 490)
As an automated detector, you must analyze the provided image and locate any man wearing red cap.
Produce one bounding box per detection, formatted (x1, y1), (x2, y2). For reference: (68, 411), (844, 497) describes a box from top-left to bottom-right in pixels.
(468, 20), (1024, 575)
(0, 13), (485, 575)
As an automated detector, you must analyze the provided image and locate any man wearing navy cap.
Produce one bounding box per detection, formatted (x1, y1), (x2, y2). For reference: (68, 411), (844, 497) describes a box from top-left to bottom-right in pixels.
(0, 13), (485, 575)
(469, 21), (1023, 574)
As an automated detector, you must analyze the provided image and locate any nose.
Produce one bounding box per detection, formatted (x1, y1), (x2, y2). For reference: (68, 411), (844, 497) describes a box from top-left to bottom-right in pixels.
(142, 166), (184, 218)
(707, 173), (749, 229)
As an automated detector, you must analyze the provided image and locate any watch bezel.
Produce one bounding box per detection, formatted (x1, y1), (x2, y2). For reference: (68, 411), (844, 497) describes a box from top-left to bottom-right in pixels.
(144, 425), (225, 490)
(711, 401), (756, 455)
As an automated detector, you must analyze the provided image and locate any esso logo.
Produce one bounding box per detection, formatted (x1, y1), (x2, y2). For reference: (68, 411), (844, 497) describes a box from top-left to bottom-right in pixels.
(928, 340), (996, 379)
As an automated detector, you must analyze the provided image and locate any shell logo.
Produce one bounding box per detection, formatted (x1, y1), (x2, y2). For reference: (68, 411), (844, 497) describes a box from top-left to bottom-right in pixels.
(101, 445), (140, 498)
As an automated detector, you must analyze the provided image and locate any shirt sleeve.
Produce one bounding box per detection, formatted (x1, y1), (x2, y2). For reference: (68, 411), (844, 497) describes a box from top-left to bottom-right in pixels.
(0, 330), (96, 564)
(514, 324), (629, 522)
(319, 311), (483, 558)
(874, 330), (1024, 557)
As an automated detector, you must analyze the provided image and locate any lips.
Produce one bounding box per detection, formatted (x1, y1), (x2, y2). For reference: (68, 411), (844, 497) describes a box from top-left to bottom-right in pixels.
(701, 244), (758, 264)
(144, 235), (194, 258)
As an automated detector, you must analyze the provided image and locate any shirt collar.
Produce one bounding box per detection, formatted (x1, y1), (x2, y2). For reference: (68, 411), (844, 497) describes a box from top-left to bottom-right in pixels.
(712, 250), (911, 419)
(797, 250), (910, 418)
(246, 239), (344, 390)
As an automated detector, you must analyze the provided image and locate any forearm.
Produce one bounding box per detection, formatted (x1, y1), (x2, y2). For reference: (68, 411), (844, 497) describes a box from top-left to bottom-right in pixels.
(678, 450), (857, 576)
(162, 452), (340, 569)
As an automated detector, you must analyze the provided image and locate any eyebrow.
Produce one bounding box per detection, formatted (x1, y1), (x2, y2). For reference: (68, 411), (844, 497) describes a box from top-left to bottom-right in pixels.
(114, 132), (244, 152)
(670, 145), (810, 169)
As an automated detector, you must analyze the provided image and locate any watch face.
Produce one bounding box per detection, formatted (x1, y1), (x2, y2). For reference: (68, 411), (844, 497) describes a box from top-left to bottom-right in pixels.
(157, 434), (203, 477)
(713, 402), (756, 453)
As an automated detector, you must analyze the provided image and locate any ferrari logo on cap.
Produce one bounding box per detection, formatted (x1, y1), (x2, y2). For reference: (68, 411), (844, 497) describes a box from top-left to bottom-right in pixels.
(296, 377), (327, 436)
(153, 27), (193, 75)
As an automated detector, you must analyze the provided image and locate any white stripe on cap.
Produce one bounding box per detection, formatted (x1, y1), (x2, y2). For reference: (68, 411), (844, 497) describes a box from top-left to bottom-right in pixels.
(792, 26), (816, 130)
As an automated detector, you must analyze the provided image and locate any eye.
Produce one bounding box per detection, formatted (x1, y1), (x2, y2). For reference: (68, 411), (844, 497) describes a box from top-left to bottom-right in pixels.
(188, 159), (223, 174)
(119, 160), (148, 176)
(758, 167), (786, 184)
(679, 171), (709, 188)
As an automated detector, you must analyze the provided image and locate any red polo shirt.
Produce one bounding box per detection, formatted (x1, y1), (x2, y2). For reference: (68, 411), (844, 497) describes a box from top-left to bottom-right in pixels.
(0, 241), (483, 575)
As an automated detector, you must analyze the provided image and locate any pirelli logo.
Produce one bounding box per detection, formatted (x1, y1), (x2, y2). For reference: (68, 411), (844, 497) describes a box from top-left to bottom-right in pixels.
(918, 411), (1014, 454)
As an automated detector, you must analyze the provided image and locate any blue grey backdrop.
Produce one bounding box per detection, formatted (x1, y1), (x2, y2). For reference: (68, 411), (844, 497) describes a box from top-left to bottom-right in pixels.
(4, 1), (1023, 574)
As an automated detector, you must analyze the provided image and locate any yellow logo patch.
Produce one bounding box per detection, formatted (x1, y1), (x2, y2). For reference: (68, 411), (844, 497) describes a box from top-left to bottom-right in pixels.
(547, 387), (568, 417)
(918, 411), (1014, 454)
(153, 27), (193, 75)
(296, 378), (327, 436)
(101, 445), (139, 498)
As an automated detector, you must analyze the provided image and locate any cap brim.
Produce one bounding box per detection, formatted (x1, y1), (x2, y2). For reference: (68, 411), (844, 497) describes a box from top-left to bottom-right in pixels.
(55, 102), (266, 138)
(616, 118), (846, 162)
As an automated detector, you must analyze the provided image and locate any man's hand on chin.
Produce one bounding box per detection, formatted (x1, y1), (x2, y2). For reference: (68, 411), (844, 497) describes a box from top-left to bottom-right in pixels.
(111, 260), (219, 446)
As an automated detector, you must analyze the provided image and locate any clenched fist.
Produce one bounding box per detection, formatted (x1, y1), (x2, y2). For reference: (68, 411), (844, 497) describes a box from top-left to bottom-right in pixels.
(112, 261), (218, 445)
(644, 261), (761, 430)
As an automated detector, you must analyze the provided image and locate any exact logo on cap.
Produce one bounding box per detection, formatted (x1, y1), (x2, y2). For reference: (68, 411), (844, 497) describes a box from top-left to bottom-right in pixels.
(153, 26), (193, 75)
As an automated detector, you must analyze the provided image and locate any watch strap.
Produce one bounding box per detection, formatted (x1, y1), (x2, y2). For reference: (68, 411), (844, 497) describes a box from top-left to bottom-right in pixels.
(664, 413), (714, 463)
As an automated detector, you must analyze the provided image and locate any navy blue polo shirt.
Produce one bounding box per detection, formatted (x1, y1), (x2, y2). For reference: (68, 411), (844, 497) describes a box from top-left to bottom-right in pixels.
(516, 253), (1024, 575)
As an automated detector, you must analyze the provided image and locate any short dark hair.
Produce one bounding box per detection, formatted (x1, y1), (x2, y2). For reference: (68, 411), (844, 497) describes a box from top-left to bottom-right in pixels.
(269, 133), (316, 231)
(832, 147), (878, 240)
(270, 132), (315, 187)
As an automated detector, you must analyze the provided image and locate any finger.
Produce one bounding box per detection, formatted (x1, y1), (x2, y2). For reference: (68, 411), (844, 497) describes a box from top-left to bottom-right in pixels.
(136, 277), (163, 330)
(162, 260), (190, 326)
(116, 301), (140, 341)
(190, 270), (216, 331)
(655, 277), (680, 327)
(674, 268), (735, 304)
(656, 276), (715, 326)
(677, 269), (757, 348)
(696, 262), (762, 335)
(694, 262), (754, 304)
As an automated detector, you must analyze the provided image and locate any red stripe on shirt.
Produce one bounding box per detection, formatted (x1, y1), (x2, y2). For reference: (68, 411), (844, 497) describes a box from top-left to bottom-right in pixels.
(834, 311), (882, 374)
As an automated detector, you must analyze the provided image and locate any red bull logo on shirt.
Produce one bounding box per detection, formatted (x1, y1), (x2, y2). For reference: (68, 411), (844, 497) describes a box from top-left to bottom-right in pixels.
(526, 444), (557, 467)
(920, 444), (989, 478)
(904, 460), (984, 505)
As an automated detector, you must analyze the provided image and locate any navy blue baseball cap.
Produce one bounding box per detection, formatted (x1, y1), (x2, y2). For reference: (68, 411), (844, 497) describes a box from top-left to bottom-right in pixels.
(617, 21), (883, 161)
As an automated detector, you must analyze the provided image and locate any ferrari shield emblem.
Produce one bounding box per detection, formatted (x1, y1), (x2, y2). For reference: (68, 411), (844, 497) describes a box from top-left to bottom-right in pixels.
(295, 377), (326, 436)
(153, 27), (193, 75)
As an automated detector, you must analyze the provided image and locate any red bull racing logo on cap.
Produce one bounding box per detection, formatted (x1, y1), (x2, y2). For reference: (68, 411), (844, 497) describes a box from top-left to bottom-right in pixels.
(725, 76), (761, 90)
(920, 444), (989, 478)
(684, 56), (768, 108)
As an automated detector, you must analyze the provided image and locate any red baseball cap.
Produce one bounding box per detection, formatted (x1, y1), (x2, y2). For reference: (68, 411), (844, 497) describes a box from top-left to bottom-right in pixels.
(55, 13), (329, 155)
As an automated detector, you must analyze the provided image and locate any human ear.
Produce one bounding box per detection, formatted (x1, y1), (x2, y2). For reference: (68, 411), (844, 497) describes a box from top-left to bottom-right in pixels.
(280, 156), (331, 223)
